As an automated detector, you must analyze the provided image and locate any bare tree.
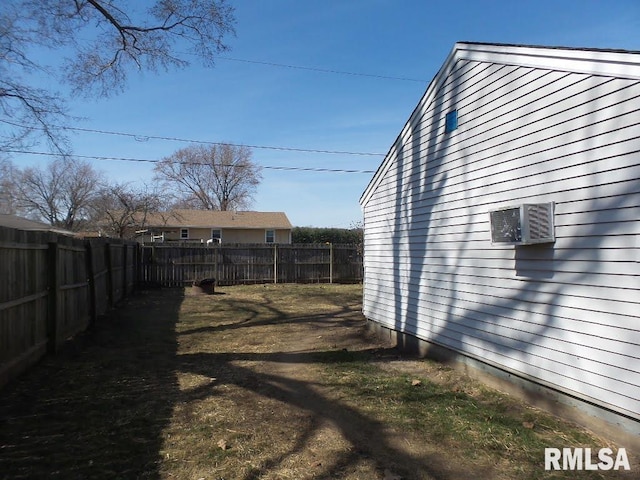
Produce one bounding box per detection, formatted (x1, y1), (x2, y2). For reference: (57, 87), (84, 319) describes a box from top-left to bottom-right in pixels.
(154, 144), (262, 211)
(0, 158), (20, 214)
(14, 157), (102, 231)
(1, 1), (236, 152)
(0, 5), (70, 154)
(92, 183), (163, 238)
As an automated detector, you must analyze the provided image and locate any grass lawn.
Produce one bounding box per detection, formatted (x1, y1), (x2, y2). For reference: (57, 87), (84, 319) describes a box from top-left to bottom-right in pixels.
(0, 284), (634, 479)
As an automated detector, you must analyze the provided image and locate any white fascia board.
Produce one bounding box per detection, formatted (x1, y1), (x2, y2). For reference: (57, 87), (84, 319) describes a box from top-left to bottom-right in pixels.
(359, 42), (640, 208)
(457, 42), (640, 80)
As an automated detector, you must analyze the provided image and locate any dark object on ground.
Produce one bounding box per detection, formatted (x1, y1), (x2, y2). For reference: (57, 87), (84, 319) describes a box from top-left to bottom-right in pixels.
(193, 278), (216, 294)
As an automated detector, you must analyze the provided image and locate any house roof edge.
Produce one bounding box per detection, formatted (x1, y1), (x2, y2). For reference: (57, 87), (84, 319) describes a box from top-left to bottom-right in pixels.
(360, 42), (640, 208)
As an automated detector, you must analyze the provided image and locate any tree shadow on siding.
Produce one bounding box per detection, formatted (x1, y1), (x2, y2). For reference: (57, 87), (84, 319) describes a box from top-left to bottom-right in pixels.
(390, 84), (639, 424)
(381, 57), (640, 430)
(0, 288), (184, 479)
(427, 188), (637, 361)
(391, 63), (453, 347)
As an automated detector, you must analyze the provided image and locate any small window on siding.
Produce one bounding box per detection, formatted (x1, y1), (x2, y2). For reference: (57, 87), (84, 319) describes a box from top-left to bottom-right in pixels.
(211, 229), (221, 243)
(180, 228), (189, 239)
(265, 230), (275, 243)
(445, 110), (458, 133)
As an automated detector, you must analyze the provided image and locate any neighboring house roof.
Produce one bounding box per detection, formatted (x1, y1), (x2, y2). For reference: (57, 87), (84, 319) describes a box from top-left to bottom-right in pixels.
(143, 210), (293, 229)
(0, 214), (75, 236)
(360, 41), (640, 206)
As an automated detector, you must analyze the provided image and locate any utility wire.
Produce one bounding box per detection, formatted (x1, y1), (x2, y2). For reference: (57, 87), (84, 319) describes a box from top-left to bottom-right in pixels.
(5, 149), (376, 174)
(2, 54), (412, 162)
(0, 119), (385, 157)
(219, 56), (429, 83)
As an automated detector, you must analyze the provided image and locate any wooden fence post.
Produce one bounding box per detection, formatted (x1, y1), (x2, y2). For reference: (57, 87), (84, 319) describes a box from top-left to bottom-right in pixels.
(273, 243), (278, 284)
(214, 244), (219, 286)
(105, 241), (114, 309)
(329, 243), (334, 284)
(122, 241), (128, 295)
(132, 243), (140, 292)
(151, 245), (156, 285)
(85, 240), (98, 326)
(47, 241), (59, 353)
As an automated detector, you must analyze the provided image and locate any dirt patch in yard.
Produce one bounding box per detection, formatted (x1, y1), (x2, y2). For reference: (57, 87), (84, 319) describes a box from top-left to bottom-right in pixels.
(0, 284), (635, 479)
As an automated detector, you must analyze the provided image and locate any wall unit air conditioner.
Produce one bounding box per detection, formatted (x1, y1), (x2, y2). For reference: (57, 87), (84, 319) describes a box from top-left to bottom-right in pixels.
(489, 203), (555, 245)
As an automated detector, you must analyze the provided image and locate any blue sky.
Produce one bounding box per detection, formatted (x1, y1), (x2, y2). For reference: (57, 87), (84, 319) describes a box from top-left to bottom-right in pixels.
(11, 0), (640, 227)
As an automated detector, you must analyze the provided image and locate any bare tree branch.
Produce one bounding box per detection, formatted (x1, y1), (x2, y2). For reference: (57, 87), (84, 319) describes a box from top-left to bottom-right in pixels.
(91, 182), (163, 238)
(0, 157), (21, 214)
(0, 1), (235, 153)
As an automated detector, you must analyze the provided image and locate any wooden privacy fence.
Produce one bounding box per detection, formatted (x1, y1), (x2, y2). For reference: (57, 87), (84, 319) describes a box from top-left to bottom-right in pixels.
(2, 235), (361, 387)
(140, 243), (363, 286)
(0, 226), (138, 387)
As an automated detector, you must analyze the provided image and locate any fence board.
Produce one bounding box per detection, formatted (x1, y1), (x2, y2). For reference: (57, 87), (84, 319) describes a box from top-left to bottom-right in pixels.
(0, 228), (51, 381)
(53, 237), (91, 347)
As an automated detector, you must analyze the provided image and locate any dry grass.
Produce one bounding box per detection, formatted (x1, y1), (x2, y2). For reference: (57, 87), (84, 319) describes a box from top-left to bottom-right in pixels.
(0, 284), (635, 479)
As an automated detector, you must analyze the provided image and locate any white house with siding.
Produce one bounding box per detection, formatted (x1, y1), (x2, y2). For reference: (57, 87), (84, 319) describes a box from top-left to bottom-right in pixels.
(360, 42), (639, 438)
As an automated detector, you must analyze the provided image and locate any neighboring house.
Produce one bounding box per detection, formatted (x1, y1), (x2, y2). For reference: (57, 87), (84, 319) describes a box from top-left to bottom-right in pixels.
(138, 210), (293, 244)
(360, 43), (640, 437)
(0, 214), (75, 236)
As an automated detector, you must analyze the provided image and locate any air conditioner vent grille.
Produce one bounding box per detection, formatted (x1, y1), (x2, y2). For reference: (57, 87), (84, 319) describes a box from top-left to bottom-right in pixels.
(489, 203), (555, 245)
(525, 203), (553, 240)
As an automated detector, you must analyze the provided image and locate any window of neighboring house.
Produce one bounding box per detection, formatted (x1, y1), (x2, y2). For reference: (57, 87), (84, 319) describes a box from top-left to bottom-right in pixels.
(180, 228), (189, 239)
(445, 109), (458, 133)
(265, 229), (275, 243)
(211, 229), (222, 243)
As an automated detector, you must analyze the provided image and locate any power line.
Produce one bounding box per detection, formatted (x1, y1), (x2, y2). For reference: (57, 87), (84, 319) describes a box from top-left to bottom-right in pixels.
(5, 149), (376, 174)
(65, 124), (385, 156)
(219, 56), (429, 83)
(2, 53), (412, 160)
(0, 119), (385, 157)
(176, 47), (429, 82)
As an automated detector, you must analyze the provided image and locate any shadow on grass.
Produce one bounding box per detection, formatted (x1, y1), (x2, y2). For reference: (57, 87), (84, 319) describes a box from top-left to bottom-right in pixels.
(0, 288), (184, 479)
(175, 347), (494, 480)
(0, 285), (496, 480)
(172, 289), (489, 480)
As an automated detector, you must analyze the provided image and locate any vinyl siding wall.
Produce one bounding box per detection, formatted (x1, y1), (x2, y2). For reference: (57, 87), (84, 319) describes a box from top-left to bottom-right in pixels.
(361, 57), (640, 420)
